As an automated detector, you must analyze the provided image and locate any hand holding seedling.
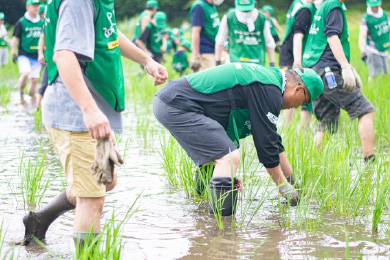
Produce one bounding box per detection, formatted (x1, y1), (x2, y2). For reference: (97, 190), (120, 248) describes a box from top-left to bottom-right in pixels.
(92, 134), (123, 185)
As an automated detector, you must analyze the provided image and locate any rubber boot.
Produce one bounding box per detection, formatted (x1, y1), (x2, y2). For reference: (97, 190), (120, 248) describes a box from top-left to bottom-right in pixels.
(195, 164), (214, 195)
(208, 177), (240, 216)
(73, 232), (100, 255)
(23, 191), (75, 245)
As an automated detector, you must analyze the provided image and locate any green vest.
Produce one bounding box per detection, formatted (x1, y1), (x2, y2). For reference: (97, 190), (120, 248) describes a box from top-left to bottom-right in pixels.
(285, 0), (303, 31)
(283, 2), (316, 45)
(19, 17), (43, 54)
(144, 23), (164, 54)
(302, 0), (350, 67)
(185, 63), (283, 147)
(190, 0), (220, 42)
(0, 33), (7, 48)
(45, 0), (125, 111)
(364, 11), (390, 52)
(134, 11), (148, 40)
(227, 10), (266, 65)
(268, 18), (277, 36)
(173, 51), (188, 71)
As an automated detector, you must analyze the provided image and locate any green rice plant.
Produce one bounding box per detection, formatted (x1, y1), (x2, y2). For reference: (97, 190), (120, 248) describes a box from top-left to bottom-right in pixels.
(34, 109), (43, 131)
(176, 148), (196, 197)
(75, 194), (140, 260)
(0, 83), (12, 107)
(372, 162), (389, 232)
(158, 135), (181, 186)
(18, 150), (51, 206)
(0, 221), (19, 260)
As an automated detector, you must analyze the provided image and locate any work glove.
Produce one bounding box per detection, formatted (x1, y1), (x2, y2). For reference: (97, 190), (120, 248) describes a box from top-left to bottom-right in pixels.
(215, 60), (221, 66)
(361, 52), (367, 62)
(12, 54), (17, 63)
(292, 63), (302, 70)
(92, 134), (123, 185)
(278, 182), (299, 206)
(341, 64), (362, 92)
(190, 57), (201, 72)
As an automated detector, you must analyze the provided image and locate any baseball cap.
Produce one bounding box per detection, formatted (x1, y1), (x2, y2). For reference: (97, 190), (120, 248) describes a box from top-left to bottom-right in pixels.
(26, 0), (40, 6)
(39, 4), (45, 14)
(294, 68), (324, 113)
(261, 5), (274, 16)
(0, 12), (4, 20)
(235, 0), (255, 12)
(146, 0), (158, 8)
(367, 0), (381, 7)
(154, 11), (166, 30)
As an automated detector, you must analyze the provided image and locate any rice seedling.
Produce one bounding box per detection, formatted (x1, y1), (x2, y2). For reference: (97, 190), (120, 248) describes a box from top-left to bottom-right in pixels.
(158, 135), (181, 187)
(0, 83), (12, 107)
(34, 109), (43, 131)
(18, 149), (51, 206)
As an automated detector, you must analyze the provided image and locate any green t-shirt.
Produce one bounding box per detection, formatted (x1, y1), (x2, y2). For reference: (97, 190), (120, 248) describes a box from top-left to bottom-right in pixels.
(173, 51), (188, 71)
(144, 22), (164, 54)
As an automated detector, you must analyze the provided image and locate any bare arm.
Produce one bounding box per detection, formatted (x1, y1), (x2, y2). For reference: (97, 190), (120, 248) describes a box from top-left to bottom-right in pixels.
(358, 26), (367, 54)
(38, 34), (45, 64)
(293, 32), (304, 65)
(160, 36), (167, 53)
(118, 30), (168, 85)
(215, 15), (228, 62)
(272, 17), (284, 36)
(11, 36), (19, 56)
(327, 34), (348, 66)
(53, 50), (110, 139)
(215, 44), (224, 63)
(265, 165), (285, 185)
(140, 15), (151, 33)
(191, 26), (201, 58)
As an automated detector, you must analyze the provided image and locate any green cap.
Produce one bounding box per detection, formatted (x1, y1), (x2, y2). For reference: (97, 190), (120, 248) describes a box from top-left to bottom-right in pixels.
(294, 68), (324, 113)
(39, 4), (45, 14)
(146, 0), (158, 8)
(154, 11), (166, 30)
(261, 5), (274, 16)
(26, 0), (40, 6)
(367, 0), (381, 7)
(0, 12), (4, 20)
(235, 0), (255, 12)
(181, 40), (191, 52)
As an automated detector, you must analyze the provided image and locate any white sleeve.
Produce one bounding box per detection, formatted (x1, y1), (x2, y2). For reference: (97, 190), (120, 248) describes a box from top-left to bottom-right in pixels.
(264, 20), (276, 49)
(358, 18), (368, 52)
(215, 15), (228, 45)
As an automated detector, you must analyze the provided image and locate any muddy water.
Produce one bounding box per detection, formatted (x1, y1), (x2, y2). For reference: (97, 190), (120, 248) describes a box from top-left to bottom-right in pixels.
(0, 92), (389, 260)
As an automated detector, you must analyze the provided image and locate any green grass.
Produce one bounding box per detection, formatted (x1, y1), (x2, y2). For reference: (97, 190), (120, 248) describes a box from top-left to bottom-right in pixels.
(0, 83), (13, 107)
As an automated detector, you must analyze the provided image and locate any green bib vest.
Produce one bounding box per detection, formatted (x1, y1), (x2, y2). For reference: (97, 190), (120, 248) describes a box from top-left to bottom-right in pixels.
(364, 11), (390, 52)
(133, 11), (148, 40)
(268, 18), (277, 36)
(173, 51), (188, 71)
(282, 2), (316, 46)
(285, 0), (303, 30)
(45, 0), (125, 112)
(19, 17), (43, 54)
(145, 23), (164, 54)
(303, 0), (350, 67)
(190, 0), (220, 42)
(185, 63), (283, 147)
(227, 10), (266, 65)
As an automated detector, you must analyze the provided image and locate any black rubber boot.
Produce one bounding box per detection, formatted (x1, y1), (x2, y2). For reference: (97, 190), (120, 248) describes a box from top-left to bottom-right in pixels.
(209, 177), (240, 216)
(195, 164), (215, 195)
(23, 191), (75, 245)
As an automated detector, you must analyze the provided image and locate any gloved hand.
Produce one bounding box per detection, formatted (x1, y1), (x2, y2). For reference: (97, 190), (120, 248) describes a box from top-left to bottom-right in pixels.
(215, 60), (221, 66)
(292, 63), (302, 70)
(341, 64), (361, 92)
(190, 57), (201, 72)
(278, 182), (299, 206)
(92, 134), (123, 185)
(361, 52), (367, 62)
(12, 54), (17, 63)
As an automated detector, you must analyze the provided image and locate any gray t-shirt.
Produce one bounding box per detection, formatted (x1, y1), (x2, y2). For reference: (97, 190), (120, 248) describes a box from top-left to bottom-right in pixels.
(42, 0), (123, 133)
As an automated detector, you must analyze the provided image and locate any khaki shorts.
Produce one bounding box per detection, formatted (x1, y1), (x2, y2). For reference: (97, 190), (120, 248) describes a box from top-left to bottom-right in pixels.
(200, 53), (215, 71)
(45, 126), (106, 197)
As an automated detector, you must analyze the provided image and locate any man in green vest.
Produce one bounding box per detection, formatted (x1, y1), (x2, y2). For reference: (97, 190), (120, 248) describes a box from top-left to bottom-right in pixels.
(133, 0), (159, 42)
(279, 0), (316, 127)
(190, 0), (223, 72)
(0, 12), (8, 66)
(261, 5), (284, 50)
(137, 11), (167, 64)
(22, 0), (168, 246)
(215, 0), (276, 66)
(154, 63), (324, 215)
(302, 0), (376, 163)
(359, 0), (390, 80)
(11, 0), (43, 100)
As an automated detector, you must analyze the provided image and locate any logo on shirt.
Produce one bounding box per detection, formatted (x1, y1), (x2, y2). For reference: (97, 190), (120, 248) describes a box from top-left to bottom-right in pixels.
(244, 120), (251, 130)
(103, 11), (117, 38)
(266, 112), (278, 125)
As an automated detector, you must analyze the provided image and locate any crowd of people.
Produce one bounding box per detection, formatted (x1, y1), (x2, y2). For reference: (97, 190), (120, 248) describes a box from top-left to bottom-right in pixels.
(0, 0), (388, 251)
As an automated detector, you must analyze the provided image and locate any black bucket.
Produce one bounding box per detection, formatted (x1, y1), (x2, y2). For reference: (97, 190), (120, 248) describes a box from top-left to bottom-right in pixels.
(208, 177), (240, 216)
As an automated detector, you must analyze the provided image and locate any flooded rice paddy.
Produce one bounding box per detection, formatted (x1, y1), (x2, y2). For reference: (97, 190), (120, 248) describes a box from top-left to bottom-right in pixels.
(0, 69), (389, 259)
